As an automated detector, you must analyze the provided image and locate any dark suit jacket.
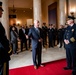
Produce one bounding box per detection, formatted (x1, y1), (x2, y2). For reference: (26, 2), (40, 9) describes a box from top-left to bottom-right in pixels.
(25, 28), (29, 35)
(42, 25), (47, 36)
(48, 28), (54, 39)
(0, 22), (10, 63)
(28, 27), (43, 48)
(11, 30), (18, 43)
(57, 28), (64, 40)
(19, 28), (27, 42)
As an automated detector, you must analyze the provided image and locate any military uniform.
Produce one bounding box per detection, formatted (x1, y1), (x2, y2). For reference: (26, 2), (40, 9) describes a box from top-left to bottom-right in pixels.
(42, 25), (48, 47)
(64, 23), (76, 75)
(0, 2), (11, 75)
(48, 28), (54, 47)
(57, 28), (64, 48)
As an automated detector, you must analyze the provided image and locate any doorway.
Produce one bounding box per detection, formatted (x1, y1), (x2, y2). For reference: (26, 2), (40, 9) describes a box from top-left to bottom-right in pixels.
(48, 2), (57, 28)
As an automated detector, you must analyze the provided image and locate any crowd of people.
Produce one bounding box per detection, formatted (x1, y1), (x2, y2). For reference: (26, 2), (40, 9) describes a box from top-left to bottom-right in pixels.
(9, 22), (67, 54)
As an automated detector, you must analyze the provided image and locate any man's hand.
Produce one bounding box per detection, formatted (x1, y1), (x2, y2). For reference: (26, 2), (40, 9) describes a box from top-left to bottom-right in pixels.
(17, 38), (20, 41)
(64, 39), (69, 44)
(38, 38), (43, 42)
(26, 35), (29, 39)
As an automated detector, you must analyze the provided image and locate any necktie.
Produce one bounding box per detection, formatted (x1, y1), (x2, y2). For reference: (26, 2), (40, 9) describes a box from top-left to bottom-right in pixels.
(22, 28), (25, 33)
(36, 28), (40, 36)
(36, 28), (39, 33)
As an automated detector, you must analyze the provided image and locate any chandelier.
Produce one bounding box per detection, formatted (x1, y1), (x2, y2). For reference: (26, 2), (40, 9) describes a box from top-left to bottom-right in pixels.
(11, 0), (16, 13)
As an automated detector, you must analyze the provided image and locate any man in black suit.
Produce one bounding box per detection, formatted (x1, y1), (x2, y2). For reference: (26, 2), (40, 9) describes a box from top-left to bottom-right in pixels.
(0, 2), (10, 75)
(42, 23), (48, 47)
(52, 24), (57, 46)
(19, 25), (28, 51)
(48, 24), (54, 48)
(57, 25), (64, 48)
(26, 20), (44, 69)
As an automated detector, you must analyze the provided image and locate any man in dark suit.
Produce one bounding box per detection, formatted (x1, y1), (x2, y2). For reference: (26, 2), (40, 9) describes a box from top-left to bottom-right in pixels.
(42, 23), (48, 47)
(0, 2), (10, 75)
(19, 25), (28, 51)
(10, 27), (19, 54)
(57, 25), (64, 48)
(52, 24), (57, 46)
(63, 16), (76, 75)
(9, 23), (18, 50)
(48, 24), (54, 48)
(26, 20), (44, 69)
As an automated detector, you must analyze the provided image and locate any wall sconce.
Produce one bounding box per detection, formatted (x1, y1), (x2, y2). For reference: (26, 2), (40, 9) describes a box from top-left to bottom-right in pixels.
(70, 12), (74, 17)
(70, 12), (76, 20)
(70, 7), (75, 17)
(16, 21), (21, 26)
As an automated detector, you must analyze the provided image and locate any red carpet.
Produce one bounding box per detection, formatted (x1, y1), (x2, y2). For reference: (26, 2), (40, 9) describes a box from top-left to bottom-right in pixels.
(9, 59), (72, 75)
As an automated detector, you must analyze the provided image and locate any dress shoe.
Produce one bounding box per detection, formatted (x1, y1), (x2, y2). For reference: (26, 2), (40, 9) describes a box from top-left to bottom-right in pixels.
(40, 64), (44, 67)
(26, 49), (28, 50)
(63, 67), (72, 70)
(72, 71), (76, 75)
(34, 66), (37, 69)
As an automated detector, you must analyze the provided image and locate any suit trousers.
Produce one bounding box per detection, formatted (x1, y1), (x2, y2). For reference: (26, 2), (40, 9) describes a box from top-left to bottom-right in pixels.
(21, 40), (28, 51)
(66, 47), (76, 74)
(0, 63), (3, 75)
(12, 41), (18, 54)
(32, 43), (42, 66)
(0, 61), (9, 75)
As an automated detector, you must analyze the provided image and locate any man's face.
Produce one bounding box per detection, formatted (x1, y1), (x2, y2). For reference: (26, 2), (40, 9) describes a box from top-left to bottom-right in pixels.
(0, 10), (3, 18)
(60, 25), (63, 28)
(12, 27), (15, 31)
(49, 25), (52, 28)
(22, 25), (25, 28)
(34, 20), (39, 28)
(67, 19), (74, 25)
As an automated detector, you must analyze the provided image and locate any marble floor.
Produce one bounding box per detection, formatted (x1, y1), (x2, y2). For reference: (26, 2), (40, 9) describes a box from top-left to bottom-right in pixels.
(9, 46), (66, 69)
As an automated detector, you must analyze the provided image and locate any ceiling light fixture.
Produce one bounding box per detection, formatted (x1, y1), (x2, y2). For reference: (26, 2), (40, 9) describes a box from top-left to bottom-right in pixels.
(11, 0), (16, 13)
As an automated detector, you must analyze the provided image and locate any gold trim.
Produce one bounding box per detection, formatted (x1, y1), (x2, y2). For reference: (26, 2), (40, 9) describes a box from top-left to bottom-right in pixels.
(70, 37), (75, 42)
(3, 62), (6, 75)
(8, 49), (12, 54)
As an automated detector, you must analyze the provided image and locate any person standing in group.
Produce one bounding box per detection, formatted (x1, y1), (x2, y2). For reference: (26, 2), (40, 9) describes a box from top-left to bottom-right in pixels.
(0, 2), (11, 75)
(57, 25), (64, 48)
(10, 27), (19, 54)
(42, 23), (48, 47)
(19, 25), (28, 51)
(52, 24), (57, 46)
(63, 16), (76, 75)
(26, 20), (44, 69)
(48, 24), (54, 48)
(28, 25), (32, 49)
(9, 23), (18, 50)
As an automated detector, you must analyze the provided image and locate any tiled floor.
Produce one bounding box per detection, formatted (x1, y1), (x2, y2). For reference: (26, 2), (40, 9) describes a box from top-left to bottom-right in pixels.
(9, 46), (66, 69)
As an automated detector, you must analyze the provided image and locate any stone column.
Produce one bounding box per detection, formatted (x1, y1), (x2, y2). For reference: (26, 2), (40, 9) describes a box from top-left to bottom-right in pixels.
(33, 0), (42, 27)
(58, 0), (66, 26)
(0, 0), (9, 39)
